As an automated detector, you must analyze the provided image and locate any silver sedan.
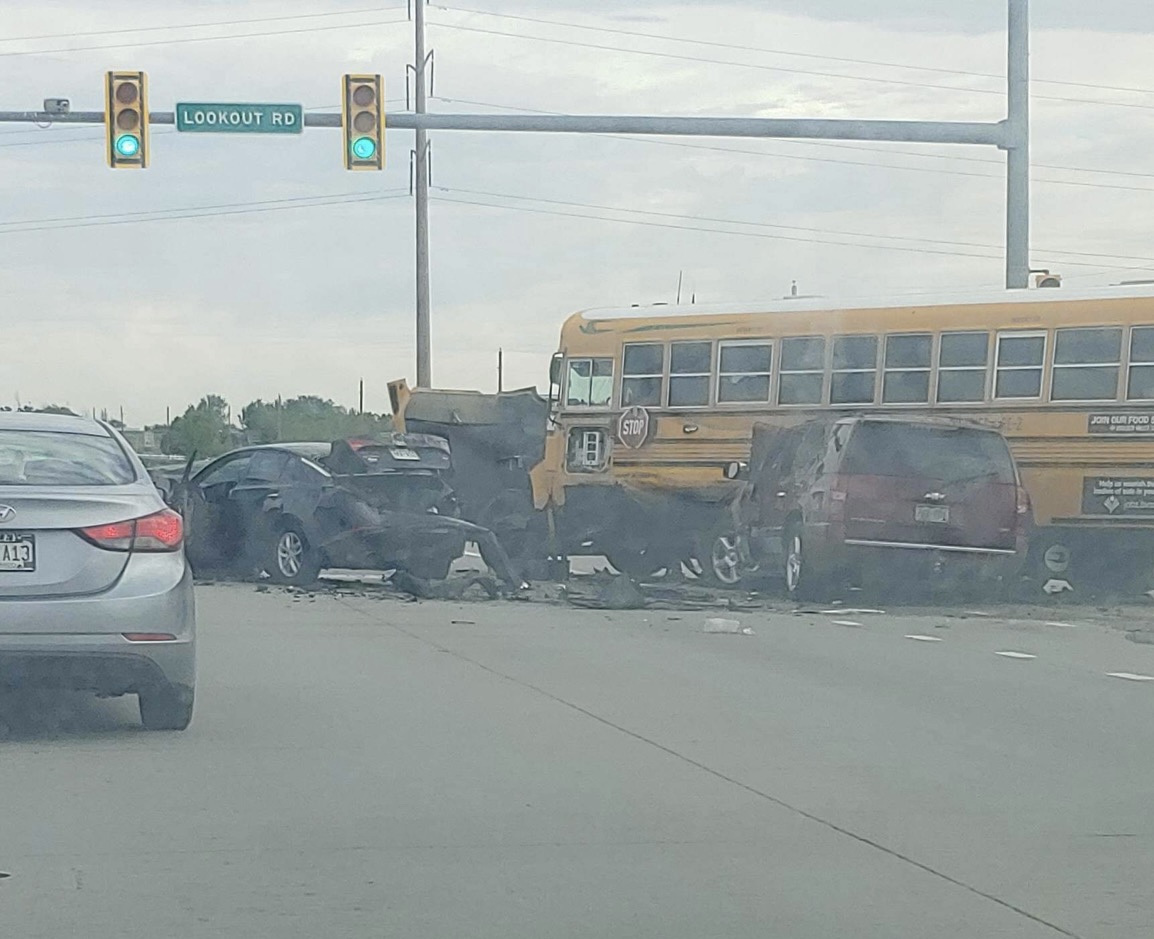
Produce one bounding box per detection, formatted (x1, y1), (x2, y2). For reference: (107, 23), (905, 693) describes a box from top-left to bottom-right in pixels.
(0, 412), (195, 730)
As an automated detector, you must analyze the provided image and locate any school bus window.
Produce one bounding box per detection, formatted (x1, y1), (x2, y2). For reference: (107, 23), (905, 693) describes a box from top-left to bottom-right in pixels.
(718, 341), (772, 403)
(668, 341), (712, 407)
(937, 331), (988, 402)
(830, 335), (878, 404)
(1051, 327), (1122, 401)
(883, 334), (932, 404)
(564, 357), (613, 408)
(995, 332), (1045, 399)
(621, 343), (664, 407)
(779, 337), (825, 405)
(1127, 327), (1154, 400)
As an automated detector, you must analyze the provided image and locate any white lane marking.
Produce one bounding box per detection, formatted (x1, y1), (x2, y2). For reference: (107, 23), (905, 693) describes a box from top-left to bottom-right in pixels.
(831, 620), (864, 628)
(464, 548), (481, 558)
(1107, 672), (1154, 682)
(995, 651), (1037, 660)
(822, 608), (885, 615)
(905, 634), (943, 642)
(964, 610), (992, 617)
(1045, 621), (1079, 629)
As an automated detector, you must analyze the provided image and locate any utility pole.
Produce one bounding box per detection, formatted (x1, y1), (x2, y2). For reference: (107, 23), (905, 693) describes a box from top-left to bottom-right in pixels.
(359, 379), (365, 415)
(1005, 0), (1030, 289)
(413, 0), (432, 387)
(498, 348), (504, 393)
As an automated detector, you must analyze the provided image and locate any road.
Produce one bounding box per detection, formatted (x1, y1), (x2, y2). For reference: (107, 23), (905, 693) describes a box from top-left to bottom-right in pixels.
(1, 584), (1153, 938)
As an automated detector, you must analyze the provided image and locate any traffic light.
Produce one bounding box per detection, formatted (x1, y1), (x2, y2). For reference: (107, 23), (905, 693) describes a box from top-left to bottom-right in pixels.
(105, 71), (148, 168)
(342, 74), (385, 170)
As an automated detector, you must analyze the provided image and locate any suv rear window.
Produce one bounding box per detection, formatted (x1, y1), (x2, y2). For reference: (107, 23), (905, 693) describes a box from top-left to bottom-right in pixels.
(841, 423), (1015, 484)
(0, 430), (136, 486)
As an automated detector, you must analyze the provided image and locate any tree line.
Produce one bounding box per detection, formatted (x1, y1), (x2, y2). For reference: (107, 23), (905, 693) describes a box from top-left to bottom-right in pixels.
(161, 395), (392, 457)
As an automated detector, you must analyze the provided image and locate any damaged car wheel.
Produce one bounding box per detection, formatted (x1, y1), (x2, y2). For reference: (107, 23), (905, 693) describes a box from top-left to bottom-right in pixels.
(268, 525), (323, 587)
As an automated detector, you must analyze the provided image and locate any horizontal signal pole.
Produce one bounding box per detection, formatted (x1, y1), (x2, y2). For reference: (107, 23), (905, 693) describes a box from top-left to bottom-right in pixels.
(0, 110), (1009, 147)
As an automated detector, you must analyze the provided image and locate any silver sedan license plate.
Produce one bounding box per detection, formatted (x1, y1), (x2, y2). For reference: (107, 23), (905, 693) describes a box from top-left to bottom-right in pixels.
(0, 532), (36, 572)
(915, 504), (949, 524)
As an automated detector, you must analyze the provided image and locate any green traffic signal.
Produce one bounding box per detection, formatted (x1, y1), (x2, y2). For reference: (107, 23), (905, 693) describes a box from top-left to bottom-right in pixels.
(115, 134), (141, 157)
(351, 136), (377, 160)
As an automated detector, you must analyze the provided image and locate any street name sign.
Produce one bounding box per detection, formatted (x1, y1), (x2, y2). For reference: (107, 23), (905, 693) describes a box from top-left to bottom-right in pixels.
(175, 102), (303, 134)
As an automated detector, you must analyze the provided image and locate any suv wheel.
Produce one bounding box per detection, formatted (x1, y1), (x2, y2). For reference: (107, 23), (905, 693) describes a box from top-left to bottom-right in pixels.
(139, 684), (194, 731)
(268, 525), (322, 587)
(785, 525), (820, 600)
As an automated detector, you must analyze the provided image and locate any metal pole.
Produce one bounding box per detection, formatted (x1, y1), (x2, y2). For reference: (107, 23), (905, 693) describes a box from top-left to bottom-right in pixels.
(498, 348), (504, 393)
(1006, 0), (1030, 289)
(0, 110), (1008, 146)
(414, 0), (432, 388)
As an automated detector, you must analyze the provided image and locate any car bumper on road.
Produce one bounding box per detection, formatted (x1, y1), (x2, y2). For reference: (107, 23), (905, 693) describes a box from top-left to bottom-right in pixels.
(0, 553), (196, 695)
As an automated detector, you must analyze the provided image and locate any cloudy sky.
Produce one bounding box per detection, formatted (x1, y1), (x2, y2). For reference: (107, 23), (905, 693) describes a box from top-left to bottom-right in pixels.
(4, 0), (1154, 424)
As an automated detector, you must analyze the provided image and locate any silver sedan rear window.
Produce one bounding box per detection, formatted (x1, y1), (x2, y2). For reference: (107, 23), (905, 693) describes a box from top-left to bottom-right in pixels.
(0, 430), (136, 486)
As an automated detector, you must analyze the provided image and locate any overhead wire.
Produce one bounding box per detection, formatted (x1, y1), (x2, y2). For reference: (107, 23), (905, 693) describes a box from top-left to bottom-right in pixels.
(431, 191), (1154, 273)
(433, 185), (1154, 267)
(428, 19), (1154, 112)
(0, 190), (411, 236)
(433, 2), (1154, 97)
(0, 16), (411, 58)
(0, 6), (409, 43)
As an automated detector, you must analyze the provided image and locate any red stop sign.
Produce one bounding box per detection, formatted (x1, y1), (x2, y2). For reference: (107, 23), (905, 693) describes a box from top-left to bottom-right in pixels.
(617, 406), (651, 449)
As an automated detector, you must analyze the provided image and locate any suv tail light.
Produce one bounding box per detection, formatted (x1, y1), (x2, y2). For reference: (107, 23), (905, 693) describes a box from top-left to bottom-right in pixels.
(78, 508), (183, 552)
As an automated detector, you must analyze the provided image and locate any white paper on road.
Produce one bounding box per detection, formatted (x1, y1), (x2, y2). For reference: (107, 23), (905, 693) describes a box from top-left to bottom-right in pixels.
(704, 618), (753, 635)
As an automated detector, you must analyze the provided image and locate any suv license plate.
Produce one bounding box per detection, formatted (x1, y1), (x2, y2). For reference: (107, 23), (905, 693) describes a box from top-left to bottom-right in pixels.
(916, 505), (949, 524)
(390, 448), (420, 461)
(0, 533), (36, 572)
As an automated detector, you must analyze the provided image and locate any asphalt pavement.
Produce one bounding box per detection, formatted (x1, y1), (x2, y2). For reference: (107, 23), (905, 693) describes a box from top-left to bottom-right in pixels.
(1, 584), (1153, 938)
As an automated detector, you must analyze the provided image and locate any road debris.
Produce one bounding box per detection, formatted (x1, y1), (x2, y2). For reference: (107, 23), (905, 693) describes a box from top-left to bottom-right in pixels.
(704, 618), (754, 635)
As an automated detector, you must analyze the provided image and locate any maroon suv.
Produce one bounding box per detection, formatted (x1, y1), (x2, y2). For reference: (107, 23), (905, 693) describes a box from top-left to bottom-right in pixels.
(710, 416), (1030, 598)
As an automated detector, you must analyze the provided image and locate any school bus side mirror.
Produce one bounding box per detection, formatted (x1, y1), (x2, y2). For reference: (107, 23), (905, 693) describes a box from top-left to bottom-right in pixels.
(549, 354), (563, 387)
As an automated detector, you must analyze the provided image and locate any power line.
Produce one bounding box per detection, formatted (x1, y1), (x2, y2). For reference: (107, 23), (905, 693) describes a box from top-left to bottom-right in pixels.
(0, 6), (406, 44)
(0, 16), (411, 58)
(430, 19), (1154, 113)
(434, 2), (1154, 98)
(0, 191), (411, 236)
(431, 191), (1154, 273)
(437, 185), (1154, 266)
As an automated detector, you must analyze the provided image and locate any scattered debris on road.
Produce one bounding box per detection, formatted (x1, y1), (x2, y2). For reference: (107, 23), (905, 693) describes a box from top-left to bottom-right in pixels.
(703, 617), (753, 635)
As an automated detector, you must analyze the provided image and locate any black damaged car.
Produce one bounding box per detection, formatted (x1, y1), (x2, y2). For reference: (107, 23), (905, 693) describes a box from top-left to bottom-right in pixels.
(170, 435), (521, 589)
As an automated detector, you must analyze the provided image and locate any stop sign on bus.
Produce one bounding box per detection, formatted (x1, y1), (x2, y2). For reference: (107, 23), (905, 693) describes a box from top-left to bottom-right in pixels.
(618, 406), (651, 449)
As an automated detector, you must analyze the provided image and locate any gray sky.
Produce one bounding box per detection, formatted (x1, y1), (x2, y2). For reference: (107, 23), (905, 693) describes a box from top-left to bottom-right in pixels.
(4, 1), (1154, 424)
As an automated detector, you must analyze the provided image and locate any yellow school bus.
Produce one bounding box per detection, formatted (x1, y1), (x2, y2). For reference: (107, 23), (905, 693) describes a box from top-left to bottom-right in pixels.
(531, 286), (1154, 588)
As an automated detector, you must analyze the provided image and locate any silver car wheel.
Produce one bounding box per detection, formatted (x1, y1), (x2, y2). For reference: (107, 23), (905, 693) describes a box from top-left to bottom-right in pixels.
(277, 531), (304, 579)
(786, 532), (803, 595)
(711, 534), (742, 586)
